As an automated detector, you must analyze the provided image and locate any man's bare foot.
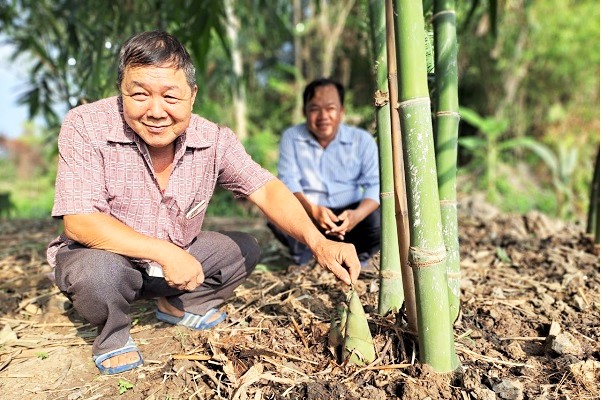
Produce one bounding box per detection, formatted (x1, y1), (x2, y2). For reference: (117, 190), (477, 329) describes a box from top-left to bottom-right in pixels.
(100, 352), (141, 369)
(156, 297), (223, 324)
(157, 297), (185, 317)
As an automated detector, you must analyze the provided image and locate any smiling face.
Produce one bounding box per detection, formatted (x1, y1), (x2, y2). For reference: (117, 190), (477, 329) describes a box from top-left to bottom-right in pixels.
(120, 64), (197, 149)
(304, 84), (344, 148)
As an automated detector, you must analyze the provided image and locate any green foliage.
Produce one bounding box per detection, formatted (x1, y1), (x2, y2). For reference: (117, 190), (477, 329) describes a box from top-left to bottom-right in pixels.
(8, 179), (55, 219)
(0, 0), (596, 224)
(117, 379), (134, 395)
(455, 0), (599, 223)
(243, 130), (279, 174)
(494, 171), (558, 216)
(205, 187), (256, 218)
(36, 352), (49, 360)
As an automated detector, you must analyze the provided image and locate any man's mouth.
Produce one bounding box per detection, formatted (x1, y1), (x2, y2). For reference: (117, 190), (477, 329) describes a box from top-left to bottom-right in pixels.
(144, 123), (169, 133)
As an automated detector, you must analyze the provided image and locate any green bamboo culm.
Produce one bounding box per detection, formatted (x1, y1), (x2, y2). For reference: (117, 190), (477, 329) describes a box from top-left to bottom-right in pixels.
(368, 0), (404, 315)
(394, 0), (459, 372)
(432, 0), (461, 322)
(383, 0), (418, 331)
(340, 289), (377, 366)
(586, 149), (600, 244)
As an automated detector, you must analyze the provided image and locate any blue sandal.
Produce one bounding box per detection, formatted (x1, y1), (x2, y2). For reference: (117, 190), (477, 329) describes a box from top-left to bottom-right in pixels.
(93, 336), (144, 375)
(156, 308), (226, 330)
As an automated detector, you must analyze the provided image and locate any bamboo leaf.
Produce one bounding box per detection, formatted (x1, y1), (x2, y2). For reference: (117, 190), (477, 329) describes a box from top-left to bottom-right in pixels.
(458, 106), (485, 128)
(458, 136), (485, 150)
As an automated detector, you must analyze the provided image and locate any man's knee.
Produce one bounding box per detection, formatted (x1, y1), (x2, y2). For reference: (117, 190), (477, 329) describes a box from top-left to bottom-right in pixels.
(226, 231), (261, 268)
(55, 248), (141, 295)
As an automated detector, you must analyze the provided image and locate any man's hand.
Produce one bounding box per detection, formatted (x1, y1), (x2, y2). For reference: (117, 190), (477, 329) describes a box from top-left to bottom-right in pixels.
(249, 180), (361, 285)
(324, 209), (361, 239)
(311, 205), (340, 231)
(312, 239), (361, 285)
(158, 248), (205, 291)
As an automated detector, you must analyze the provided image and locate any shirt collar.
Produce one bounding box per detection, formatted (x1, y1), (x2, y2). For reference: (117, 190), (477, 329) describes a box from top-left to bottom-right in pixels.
(300, 123), (352, 146)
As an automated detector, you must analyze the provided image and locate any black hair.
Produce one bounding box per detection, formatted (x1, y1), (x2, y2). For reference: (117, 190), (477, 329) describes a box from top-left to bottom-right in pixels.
(117, 30), (196, 90)
(302, 78), (345, 109)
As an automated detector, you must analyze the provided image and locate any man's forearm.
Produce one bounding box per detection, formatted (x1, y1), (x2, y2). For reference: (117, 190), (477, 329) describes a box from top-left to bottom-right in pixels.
(351, 198), (380, 222)
(63, 213), (178, 265)
(293, 192), (317, 220)
(249, 180), (325, 249)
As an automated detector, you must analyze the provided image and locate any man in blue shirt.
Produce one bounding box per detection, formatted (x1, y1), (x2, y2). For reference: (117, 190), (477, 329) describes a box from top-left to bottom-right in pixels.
(269, 78), (380, 267)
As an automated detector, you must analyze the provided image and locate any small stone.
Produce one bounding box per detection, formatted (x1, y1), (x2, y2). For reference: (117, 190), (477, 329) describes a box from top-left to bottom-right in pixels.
(548, 332), (583, 356)
(471, 386), (496, 400)
(505, 341), (527, 360)
(492, 379), (524, 400)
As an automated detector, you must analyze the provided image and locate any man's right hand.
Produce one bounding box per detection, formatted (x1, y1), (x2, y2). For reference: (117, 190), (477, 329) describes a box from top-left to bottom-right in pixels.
(312, 239), (360, 285)
(63, 213), (205, 292)
(158, 249), (204, 291)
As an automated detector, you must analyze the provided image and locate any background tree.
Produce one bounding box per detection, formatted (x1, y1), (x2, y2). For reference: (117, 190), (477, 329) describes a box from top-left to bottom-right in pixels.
(0, 0), (597, 223)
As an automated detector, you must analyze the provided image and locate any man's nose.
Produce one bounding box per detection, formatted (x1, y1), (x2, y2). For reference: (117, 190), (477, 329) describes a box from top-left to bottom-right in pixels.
(147, 97), (167, 118)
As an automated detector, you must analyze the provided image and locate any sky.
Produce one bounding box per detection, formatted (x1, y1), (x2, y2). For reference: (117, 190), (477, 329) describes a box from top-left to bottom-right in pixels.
(0, 42), (31, 139)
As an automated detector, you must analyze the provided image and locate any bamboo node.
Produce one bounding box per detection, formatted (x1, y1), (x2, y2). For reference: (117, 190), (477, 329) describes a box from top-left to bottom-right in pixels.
(374, 90), (389, 107)
(435, 111), (460, 119)
(398, 97), (430, 109)
(381, 270), (403, 279)
(431, 10), (456, 22)
(380, 191), (394, 198)
(408, 246), (446, 268)
(439, 199), (457, 207)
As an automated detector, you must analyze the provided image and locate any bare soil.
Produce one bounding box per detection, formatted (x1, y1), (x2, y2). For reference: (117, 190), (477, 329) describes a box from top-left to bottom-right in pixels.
(0, 197), (598, 399)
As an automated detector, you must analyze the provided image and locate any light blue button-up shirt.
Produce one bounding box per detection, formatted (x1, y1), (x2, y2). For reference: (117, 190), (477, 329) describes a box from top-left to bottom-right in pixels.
(278, 123), (380, 208)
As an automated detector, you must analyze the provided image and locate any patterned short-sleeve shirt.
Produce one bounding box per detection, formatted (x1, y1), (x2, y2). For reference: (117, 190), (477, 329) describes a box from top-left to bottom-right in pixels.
(47, 96), (274, 267)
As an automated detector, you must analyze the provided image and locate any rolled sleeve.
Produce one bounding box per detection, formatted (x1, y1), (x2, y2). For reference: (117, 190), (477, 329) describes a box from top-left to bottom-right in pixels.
(52, 109), (109, 217)
(217, 127), (275, 197)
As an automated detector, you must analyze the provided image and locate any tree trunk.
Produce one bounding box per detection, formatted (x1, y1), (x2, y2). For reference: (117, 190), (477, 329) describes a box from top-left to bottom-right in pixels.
(225, 0), (248, 140)
(587, 149), (600, 244)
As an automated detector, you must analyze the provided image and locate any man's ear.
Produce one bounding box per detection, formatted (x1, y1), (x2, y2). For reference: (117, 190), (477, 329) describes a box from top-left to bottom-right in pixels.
(191, 85), (198, 109)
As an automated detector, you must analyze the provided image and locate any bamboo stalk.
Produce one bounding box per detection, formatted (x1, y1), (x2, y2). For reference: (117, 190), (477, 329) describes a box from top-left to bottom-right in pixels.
(586, 149), (599, 244)
(385, 0), (417, 334)
(394, 0), (459, 372)
(433, 0), (461, 321)
(368, 0), (404, 316)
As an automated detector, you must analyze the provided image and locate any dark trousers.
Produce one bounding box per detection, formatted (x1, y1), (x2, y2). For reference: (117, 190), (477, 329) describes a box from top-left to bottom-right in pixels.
(268, 201), (380, 265)
(54, 231), (260, 356)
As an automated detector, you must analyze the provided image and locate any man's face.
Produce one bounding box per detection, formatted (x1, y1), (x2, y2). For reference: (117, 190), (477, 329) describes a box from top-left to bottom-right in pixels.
(121, 64), (197, 149)
(304, 84), (344, 147)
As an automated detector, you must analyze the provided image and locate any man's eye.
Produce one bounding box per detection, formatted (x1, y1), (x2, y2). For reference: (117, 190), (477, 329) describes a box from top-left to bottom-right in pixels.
(165, 96), (180, 103)
(131, 93), (147, 100)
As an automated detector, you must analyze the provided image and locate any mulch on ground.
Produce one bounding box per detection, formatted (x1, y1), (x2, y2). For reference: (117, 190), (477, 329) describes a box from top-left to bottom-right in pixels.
(0, 198), (598, 399)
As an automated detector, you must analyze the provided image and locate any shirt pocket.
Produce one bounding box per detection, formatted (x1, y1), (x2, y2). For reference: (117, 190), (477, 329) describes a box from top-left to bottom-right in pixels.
(177, 198), (207, 246)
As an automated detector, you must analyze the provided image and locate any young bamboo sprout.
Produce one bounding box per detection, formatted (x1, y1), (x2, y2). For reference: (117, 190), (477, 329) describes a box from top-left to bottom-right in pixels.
(339, 288), (376, 366)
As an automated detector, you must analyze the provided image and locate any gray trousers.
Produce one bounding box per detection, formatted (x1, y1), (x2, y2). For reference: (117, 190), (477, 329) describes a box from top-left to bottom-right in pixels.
(54, 231), (260, 356)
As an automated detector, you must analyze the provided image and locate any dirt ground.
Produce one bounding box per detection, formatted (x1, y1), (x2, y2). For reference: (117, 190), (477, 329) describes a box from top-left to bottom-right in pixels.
(0, 197), (598, 400)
